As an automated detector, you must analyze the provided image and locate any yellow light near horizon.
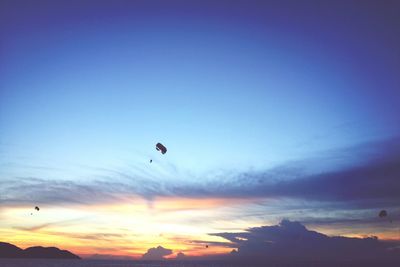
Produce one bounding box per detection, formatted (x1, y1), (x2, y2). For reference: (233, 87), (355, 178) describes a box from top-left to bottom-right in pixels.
(0, 196), (254, 258)
(3, 196), (398, 259)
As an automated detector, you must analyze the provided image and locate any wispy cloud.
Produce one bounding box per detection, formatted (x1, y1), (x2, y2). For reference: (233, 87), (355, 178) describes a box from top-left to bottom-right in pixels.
(13, 217), (88, 232)
(1, 137), (399, 212)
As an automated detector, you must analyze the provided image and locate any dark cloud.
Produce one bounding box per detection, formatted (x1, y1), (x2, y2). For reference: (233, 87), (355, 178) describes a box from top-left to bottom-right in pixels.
(13, 217), (86, 232)
(180, 137), (400, 203)
(199, 137), (400, 203)
(176, 137), (400, 211)
(176, 252), (186, 260)
(0, 177), (122, 206)
(212, 220), (400, 262)
(14, 222), (60, 232)
(270, 156), (400, 203)
(294, 211), (400, 228)
(142, 246), (173, 260)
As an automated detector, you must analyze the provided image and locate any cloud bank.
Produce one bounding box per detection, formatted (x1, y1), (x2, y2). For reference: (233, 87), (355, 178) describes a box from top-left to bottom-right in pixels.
(176, 252), (186, 260)
(212, 220), (400, 262)
(142, 246), (173, 260)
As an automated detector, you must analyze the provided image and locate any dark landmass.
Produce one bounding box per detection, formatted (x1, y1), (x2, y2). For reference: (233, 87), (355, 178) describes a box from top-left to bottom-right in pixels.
(0, 242), (80, 259)
(0, 243), (22, 258)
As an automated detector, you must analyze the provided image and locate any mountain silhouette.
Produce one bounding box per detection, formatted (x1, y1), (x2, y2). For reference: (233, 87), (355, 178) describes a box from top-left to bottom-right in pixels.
(0, 242), (80, 259)
(0, 242), (23, 258)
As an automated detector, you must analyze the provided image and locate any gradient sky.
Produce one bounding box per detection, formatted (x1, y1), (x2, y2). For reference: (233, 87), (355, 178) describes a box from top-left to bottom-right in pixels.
(1, 0), (400, 259)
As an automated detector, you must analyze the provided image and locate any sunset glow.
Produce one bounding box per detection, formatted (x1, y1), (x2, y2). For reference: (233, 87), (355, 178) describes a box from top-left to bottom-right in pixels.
(1, 0), (400, 263)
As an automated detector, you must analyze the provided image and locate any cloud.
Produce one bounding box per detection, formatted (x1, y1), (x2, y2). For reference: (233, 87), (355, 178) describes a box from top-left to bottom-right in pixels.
(160, 136), (400, 211)
(0, 177), (122, 206)
(176, 252), (186, 260)
(142, 246), (173, 260)
(212, 220), (400, 262)
(1, 137), (399, 213)
(203, 137), (400, 202)
(14, 222), (61, 232)
(13, 217), (86, 232)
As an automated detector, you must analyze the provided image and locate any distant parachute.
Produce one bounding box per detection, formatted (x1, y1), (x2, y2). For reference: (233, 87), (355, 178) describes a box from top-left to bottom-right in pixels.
(150, 159), (153, 163)
(205, 245), (209, 248)
(31, 206), (40, 215)
(156, 143), (167, 154)
(379, 210), (387, 218)
(379, 209), (392, 223)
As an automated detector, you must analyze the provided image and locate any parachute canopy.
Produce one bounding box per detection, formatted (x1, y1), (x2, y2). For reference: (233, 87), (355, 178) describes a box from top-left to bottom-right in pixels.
(379, 210), (387, 218)
(156, 143), (167, 154)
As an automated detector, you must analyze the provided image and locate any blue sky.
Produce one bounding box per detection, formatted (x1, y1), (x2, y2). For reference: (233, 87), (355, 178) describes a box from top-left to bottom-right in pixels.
(1, 0), (399, 175)
(0, 0), (400, 259)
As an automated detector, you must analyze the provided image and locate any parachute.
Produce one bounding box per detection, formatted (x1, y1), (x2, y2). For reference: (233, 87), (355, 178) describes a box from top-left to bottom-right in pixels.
(156, 143), (167, 154)
(379, 209), (392, 223)
(150, 143), (167, 163)
(31, 206), (40, 215)
(379, 210), (387, 218)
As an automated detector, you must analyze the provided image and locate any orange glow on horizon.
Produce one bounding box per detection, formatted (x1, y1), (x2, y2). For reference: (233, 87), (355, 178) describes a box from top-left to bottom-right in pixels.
(1, 196), (398, 259)
(0, 195), (254, 258)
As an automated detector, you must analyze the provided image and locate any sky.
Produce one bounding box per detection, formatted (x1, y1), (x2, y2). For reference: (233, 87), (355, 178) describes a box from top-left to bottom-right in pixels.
(1, 0), (400, 261)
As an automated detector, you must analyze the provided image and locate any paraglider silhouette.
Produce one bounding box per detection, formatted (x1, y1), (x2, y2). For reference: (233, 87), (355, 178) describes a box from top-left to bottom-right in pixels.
(379, 209), (392, 223)
(205, 245), (209, 248)
(150, 143), (167, 163)
(379, 210), (387, 218)
(378, 210), (399, 239)
(31, 206), (40, 215)
(156, 143), (167, 154)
